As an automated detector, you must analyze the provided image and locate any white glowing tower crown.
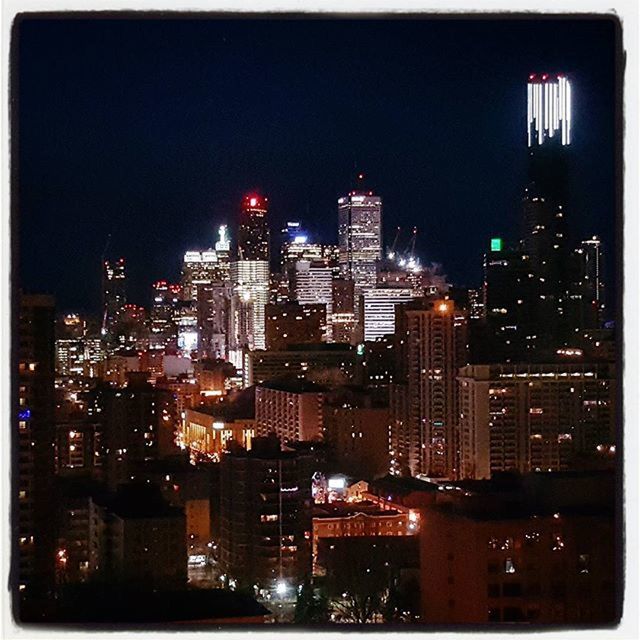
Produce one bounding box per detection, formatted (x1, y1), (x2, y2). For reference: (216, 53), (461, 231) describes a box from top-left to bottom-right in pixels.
(527, 74), (572, 147)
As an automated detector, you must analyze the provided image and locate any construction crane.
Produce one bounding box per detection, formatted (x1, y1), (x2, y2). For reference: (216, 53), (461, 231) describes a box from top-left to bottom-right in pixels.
(387, 226), (402, 260)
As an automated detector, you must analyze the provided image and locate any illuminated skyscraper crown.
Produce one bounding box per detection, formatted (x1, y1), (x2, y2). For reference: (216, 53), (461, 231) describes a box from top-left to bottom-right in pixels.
(527, 74), (572, 147)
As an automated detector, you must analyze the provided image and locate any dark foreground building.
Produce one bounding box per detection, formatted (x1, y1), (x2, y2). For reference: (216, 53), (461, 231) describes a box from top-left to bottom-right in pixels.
(419, 471), (617, 624)
(219, 435), (314, 594)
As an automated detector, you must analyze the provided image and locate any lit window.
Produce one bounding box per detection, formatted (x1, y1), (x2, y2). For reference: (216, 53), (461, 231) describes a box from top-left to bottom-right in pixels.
(504, 558), (516, 574)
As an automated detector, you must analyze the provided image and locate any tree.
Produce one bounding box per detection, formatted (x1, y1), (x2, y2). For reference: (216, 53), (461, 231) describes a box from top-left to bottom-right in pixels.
(294, 579), (330, 624)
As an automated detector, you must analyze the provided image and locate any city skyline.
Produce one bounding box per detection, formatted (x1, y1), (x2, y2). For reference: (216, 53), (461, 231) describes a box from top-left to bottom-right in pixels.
(16, 17), (617, 313)
(11, 13), (623, 629)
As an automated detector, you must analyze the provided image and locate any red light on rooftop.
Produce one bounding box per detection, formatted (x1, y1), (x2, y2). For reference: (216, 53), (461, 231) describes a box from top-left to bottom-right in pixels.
(529, 74), (536, 80)
(250, 197), (257, 207)
(358, 173), (364, 179)
(542, 74), (548, 80)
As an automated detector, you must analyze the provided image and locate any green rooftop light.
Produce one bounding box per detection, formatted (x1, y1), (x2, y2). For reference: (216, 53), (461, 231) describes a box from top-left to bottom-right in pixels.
(491, 237), (503, 252)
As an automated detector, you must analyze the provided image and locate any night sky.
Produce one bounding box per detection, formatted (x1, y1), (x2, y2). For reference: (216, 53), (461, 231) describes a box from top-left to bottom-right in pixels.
(15, 16), (618, 314)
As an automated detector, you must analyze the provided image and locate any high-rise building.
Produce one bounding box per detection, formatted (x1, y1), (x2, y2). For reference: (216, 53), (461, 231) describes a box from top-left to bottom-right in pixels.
(238, 194), (270, 261)
(16, 294), (57, 596)
(360, 286), (416, 342)
(292, 261), (333, 340)
(265, 302), (326, 351)
(181, 250), (222, 302)
(483, 238), (535, 362)
(55, 338), (86, 376)
(219, 435), (313, 594)
(419, 472), (616, 625)
(338, 190), (382, 314)
(390, 299), (468, 479)
(229, 194), (271, 360)
(245, 344), (356, 387)
(457, 363), (616, 480)
(229, 260), (270, 355)
(331, 278), (356, 344)
(280, 223), (324, 271)
(522, 74), (573, 353)
(215, 224), (232, 281)
(197, 281), (232, 360)
(255, 380), (325, 443)
(566, 237), (605, 333)
(150, 281), (181, 352)
(322, 387), (390, 479)
(102, 258), (126, 336)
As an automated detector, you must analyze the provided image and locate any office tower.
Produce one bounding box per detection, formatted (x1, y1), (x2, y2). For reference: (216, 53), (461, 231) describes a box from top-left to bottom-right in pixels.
(238, 194), (270, 261)
(255, 380), (325, 442)
(112, 304), (149, 352)
(292, 260), (333, 340)
(483, 238), (535, 362)
(419, 472), (616, 624)
(196, 281), (232, 360)
(361, 286), (416, 342)
(457, 363), (615, 480)
(567, 236), (605, 333)
(522, 74), (573, 352)
(219, 435), (313, 594)
(83, 338), (104, 377)
(390, 299), (468, 479)
(338, 190), (382, 314)
(55, 338), (85, 376)
(181, 250), (221, 302)
(102, 258), (126, 336)
(150, 281), (181, 351)
(16, 294), (56, 595)
(215, 224), (232, 281)
(229, 194), (271, 359)
(265, 302), (326, 351)
(280, 223), (324, 271)
(173, 301), (200, 357)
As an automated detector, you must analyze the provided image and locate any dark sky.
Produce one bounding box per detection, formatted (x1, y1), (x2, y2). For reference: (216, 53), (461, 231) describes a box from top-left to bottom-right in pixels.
(15, 16), (618, 314)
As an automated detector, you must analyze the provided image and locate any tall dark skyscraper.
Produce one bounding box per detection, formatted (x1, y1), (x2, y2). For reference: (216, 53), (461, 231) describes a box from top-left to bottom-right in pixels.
(15, 294), (56, 597)
(102, 258), (126, 336)
(521, 74), (574, 353)
(238, 195), (270, 261)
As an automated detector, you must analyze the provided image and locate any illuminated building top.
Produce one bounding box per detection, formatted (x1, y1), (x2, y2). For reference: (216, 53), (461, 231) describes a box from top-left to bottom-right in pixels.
(527, 74), (571, 147)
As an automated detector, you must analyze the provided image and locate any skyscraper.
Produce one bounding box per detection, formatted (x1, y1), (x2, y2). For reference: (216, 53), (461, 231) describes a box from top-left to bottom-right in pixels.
(390, 298), (468, 478)
(360, 286), (417, 342)
(230, 194), (271, 358)
(567, 237), (605, 333)
(16, 294), (56, 596)
(522, 73), (573, 353)
(238, 194), (270, 261)
(338, 188), (382, 315)
(292, 260), (333, 341)
(102, 258), (126, 336)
